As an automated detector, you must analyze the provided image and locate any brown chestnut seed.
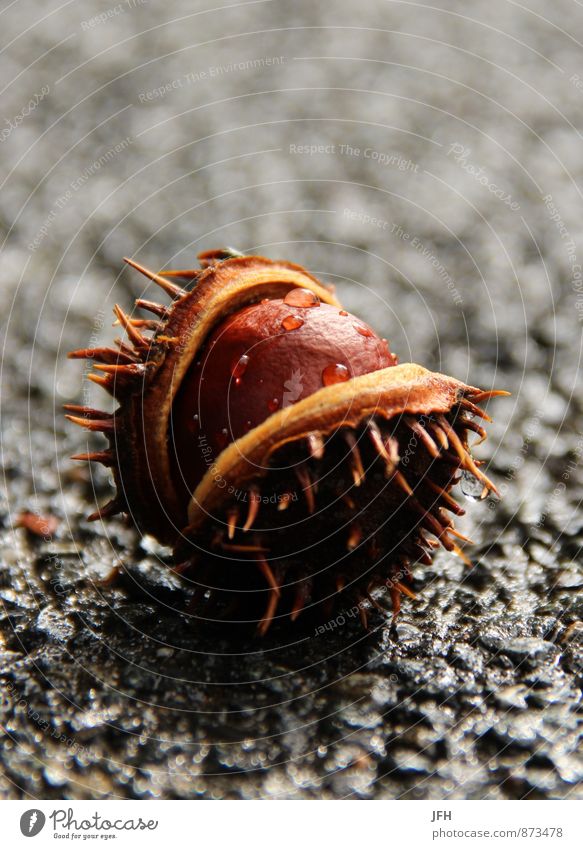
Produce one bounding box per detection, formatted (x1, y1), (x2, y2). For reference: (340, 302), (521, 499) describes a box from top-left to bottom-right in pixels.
(66, 249), (508, 634)
(171, 296), (395, 497)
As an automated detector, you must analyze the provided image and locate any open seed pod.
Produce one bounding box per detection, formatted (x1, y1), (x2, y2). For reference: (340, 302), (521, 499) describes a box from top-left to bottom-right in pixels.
(66, 248), (507, 634)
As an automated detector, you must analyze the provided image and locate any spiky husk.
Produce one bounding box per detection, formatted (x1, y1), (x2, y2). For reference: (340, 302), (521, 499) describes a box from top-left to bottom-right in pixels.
(66, 250), (506, 635)
(174, 365), (500, 633)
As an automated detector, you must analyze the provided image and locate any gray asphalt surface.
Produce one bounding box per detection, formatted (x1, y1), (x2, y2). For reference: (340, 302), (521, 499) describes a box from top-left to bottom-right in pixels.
(0, 0), (582, 799)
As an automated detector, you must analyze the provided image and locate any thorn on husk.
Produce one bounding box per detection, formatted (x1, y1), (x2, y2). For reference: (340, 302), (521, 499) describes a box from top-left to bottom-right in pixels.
(290, 577), (312, 621)
(243, 486), (261, 532)
(295, 464), (316, 513)
(306, 432), (325, 460)
(135, 298), (169, 318)
(70, 450), (114, 466)
(256, 555), (281, 636)
(87, 497), (125, 522)
(405, 415), (440, 458)
(114, 304), (148, 348)
(123, 256), (185, 298)
(343, 431), (365, 486)
(227, 508), (238, 540)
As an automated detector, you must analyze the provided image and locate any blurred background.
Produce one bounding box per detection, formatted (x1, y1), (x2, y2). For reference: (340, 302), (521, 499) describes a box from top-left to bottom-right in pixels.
(0, 0), (582, 799)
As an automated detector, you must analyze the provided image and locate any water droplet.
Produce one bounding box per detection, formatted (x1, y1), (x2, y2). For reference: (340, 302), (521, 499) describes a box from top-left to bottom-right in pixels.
(192, 414), (199, 422)
(216, 427), (230, 448)
(322, 363), (350, 386)
(283, 288), (320, 308)
(339, 310), (348, 317)
(354, 323), (374, 338)
(261, 298), (270, 304)
(232, 354), (249, 383)
(281, 314), (304, 331)
(267, 398), (280, 412)
(460, 470), (488, 501)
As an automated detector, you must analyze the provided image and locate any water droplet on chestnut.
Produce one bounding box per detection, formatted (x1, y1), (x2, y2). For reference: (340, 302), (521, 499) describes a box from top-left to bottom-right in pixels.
(322, 363), (350, 386)
(283, 288), (320, 308)
(355, 324), (374, 338)
(281, 314), (304, 331)
(232, 353), (249, 383)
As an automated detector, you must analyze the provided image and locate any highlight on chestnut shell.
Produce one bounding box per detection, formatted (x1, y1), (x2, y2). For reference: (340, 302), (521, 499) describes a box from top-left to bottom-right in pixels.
(66, 247), (508, 635)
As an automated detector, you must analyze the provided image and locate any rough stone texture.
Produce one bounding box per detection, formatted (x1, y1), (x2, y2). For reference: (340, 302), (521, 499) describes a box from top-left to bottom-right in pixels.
(1, 0), (582, 799)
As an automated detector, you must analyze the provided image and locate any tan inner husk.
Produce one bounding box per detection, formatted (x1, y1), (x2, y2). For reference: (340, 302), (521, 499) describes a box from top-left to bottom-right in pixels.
(184, 363), (477, 534)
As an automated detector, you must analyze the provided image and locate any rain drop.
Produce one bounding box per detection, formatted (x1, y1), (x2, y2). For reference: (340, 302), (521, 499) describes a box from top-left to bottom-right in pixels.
(267, 397), (280, 412)
(339, 310), (348, 317)
(232, 354), (249, 383)
(216, 427), (230, 449)
(283, 288), (320, 308)
(354, 323), (374, 338)
(460, 469), (489, 501)
(322, 363), (350, 386)
(281, 314), (304, 331)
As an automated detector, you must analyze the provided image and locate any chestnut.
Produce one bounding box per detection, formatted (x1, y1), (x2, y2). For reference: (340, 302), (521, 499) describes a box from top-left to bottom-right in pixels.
(66, 248), (507, 634)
